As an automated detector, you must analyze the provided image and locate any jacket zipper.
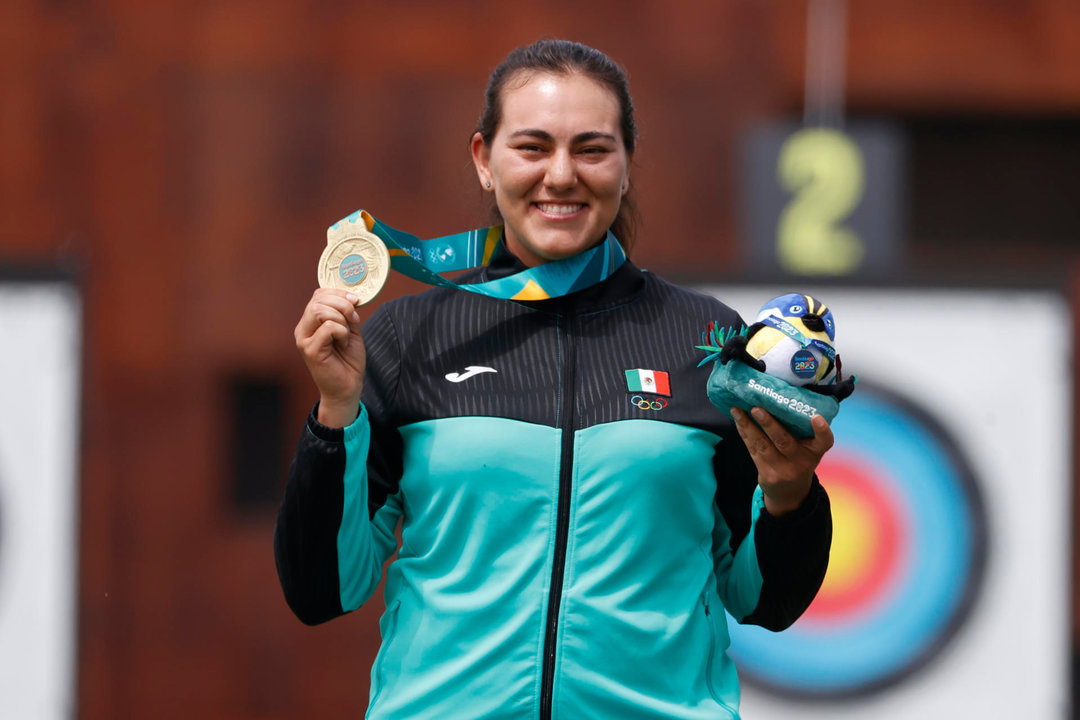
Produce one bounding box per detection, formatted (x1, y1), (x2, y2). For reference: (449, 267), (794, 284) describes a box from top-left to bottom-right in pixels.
(540, 313), (577, 720)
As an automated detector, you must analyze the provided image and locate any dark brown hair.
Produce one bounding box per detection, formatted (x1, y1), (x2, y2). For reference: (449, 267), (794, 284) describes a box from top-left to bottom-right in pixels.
(475, 39), (640, 253)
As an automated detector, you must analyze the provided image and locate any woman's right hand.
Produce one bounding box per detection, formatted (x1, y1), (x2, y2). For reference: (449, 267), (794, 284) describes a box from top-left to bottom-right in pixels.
(294, 288), (366, 428)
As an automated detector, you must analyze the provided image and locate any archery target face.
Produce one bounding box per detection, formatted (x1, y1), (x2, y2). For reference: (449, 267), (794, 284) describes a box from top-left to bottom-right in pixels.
(727, 383), (986, 697)
(701, 285), (1070, 718)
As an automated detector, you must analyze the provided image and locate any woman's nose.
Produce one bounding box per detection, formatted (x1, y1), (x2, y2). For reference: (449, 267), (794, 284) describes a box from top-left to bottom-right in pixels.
(544, 149), (577, 190)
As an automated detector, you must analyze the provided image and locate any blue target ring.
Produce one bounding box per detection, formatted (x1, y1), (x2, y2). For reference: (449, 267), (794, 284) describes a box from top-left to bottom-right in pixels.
(728, 383), (988, 698)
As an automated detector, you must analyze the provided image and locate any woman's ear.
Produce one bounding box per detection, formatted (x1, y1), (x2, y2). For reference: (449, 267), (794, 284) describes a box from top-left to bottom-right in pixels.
(471, 132), (493, 191)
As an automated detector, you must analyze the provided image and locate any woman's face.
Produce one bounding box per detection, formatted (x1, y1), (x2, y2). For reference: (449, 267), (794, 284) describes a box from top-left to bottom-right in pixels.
(471, 71), (631, 267)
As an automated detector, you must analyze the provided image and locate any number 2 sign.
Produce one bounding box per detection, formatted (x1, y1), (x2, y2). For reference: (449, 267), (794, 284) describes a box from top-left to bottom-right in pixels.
(739, 121), (904, 278)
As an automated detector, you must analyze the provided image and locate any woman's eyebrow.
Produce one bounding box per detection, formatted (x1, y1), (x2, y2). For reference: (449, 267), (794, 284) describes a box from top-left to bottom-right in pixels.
(572, 131), (618, 144)
(508, 129), (617, 144)
(508, 128), (554, 141)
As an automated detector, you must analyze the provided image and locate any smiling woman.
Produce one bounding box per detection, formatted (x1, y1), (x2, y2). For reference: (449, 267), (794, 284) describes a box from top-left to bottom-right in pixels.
(471, 71), (631, 266)
(472, 40), (639, 258)
(276, 38), (835, 720)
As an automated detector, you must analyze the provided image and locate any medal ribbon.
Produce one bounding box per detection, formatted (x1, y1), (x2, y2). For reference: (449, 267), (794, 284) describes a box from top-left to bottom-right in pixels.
(760, 316), (837, 363)
(332, 209), (626, 302)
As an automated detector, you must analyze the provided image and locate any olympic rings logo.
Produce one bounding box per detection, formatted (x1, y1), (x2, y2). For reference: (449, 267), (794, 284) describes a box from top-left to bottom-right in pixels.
(631, 395), (668, 411)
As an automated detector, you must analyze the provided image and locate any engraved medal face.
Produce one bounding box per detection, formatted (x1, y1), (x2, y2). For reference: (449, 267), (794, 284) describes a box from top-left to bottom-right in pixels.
(317, 223), (390, 305)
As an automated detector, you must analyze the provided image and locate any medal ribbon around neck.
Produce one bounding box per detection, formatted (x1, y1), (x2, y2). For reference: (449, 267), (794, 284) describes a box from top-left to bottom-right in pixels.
(333, 209), (626, 302)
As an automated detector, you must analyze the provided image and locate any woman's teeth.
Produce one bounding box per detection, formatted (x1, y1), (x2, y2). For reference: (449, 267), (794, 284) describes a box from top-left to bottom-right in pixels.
(536, 203), (584, 215)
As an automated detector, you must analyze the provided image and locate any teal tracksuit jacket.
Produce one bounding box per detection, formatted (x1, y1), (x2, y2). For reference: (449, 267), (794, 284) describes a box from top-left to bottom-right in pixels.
(274, 248), (832, 719)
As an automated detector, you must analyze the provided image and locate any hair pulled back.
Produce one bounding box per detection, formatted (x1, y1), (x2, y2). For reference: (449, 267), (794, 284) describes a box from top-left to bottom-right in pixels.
(475, 38), (640, 252)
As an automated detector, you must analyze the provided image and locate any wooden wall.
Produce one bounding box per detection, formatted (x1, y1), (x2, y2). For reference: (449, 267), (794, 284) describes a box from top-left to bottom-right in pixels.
(1, 1), (1078, 717)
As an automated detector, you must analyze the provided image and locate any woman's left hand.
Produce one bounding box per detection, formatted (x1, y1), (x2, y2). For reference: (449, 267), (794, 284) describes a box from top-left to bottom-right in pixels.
(731, 407), (834, 517)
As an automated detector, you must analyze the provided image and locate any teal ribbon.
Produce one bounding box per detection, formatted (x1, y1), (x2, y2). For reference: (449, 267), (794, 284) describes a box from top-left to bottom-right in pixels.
(332, 209), (626, 301)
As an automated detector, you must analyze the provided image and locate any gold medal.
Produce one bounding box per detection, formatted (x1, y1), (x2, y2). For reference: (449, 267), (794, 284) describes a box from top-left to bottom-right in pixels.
(317, 221), (390, 305)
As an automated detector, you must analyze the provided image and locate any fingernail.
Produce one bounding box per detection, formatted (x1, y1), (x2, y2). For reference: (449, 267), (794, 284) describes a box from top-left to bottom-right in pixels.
(346, 293), (358, 304)
(751, 407), (766, 421)
(351, 311), (360, 323)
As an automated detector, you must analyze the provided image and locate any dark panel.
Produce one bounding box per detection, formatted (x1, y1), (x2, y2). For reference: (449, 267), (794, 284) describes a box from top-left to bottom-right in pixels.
(228, 376), (286, 510)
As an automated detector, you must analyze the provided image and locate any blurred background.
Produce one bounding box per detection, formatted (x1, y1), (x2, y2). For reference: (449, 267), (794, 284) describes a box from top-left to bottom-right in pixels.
(1, 0), (1078, 717)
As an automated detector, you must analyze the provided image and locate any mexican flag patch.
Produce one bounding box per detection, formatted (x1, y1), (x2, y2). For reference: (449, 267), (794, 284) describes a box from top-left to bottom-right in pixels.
(625, 368), (670, 396)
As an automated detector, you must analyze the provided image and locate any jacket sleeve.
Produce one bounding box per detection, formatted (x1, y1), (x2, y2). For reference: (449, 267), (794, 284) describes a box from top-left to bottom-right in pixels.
(273, 306), (406, 626)
(710, 429), (832, 631)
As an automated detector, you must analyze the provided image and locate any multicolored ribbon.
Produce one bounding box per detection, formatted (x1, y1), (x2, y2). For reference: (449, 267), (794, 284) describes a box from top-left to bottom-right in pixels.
(331, 209), (626, 301)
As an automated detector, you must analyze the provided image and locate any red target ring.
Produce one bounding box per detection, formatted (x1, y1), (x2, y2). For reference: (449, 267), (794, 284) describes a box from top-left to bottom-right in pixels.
(801, 452), (907, 624)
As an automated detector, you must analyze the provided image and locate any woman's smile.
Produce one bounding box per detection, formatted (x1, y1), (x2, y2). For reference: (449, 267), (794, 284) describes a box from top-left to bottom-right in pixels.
(534, 202), (586, 216)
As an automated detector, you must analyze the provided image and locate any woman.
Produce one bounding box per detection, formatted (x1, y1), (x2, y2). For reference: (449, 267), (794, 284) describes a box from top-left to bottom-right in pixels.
(276, 39), (833, 719)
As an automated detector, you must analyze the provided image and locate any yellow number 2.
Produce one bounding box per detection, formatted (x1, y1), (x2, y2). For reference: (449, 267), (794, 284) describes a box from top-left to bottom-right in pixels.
(777, 128), (866, 275)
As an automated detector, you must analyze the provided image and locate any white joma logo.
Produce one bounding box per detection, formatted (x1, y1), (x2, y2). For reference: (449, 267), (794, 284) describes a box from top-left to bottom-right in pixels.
(444, 366), (497, 383)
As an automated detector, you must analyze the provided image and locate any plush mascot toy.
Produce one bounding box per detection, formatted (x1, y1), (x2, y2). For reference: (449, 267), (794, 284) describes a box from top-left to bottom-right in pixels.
(699, 293), (855, 438)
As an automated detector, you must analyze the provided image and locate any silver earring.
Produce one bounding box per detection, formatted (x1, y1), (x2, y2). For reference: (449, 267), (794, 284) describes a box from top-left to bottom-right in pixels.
(485, 181), (492, 189)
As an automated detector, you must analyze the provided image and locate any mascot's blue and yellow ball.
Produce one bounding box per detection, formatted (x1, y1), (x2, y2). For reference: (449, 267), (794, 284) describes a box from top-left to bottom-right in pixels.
(745, 293), (839, 387)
